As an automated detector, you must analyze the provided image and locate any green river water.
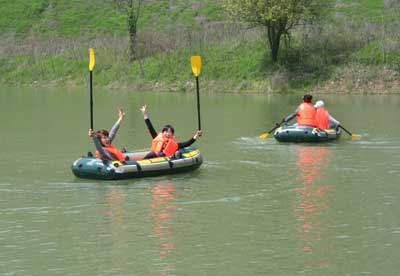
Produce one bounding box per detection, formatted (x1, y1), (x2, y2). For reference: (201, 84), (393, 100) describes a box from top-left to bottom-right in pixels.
(0, 87), (400, 275)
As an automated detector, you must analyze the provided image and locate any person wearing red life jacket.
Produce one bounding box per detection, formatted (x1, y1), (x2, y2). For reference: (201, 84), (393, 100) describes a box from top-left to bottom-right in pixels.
(140, 104), (202, 159)
(314, 100), (340, 130)
(283, 94), (317, 127)
(88, 108), (128, 162)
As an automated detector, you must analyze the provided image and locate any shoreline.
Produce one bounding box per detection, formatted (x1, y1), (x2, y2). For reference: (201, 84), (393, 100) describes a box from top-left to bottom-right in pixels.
(2, 76), (399, 95)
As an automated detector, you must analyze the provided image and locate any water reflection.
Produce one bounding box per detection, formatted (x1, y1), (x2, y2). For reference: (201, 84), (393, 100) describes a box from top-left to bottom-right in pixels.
(106, 187), (127, 227)
(149, 182), (177, 275)
(294, 146), (335, 268)
(103, 186), (129, 273)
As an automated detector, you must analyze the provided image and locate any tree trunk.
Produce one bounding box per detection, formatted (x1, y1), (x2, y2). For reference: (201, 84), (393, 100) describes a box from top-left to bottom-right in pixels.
(128, 11), (137, 62)
(266, 18), (287, 62)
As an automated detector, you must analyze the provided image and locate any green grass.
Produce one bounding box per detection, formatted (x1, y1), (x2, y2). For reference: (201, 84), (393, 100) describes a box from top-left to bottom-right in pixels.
(1, 0), (400, 93)
(355, 40), (400, 68)
(0, 0), (225, 36)
(0, 36), (268, 89)
(336, 0), (399, 23)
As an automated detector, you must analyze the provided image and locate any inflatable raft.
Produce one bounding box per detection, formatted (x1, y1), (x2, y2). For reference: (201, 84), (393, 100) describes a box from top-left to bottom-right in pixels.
(71, 146), (202, 180)
(274, 124), (341, 142)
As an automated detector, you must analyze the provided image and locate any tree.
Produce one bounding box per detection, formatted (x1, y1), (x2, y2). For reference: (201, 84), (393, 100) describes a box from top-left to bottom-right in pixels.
(115, 0), (143, 62)
(223, 0), (333, 62)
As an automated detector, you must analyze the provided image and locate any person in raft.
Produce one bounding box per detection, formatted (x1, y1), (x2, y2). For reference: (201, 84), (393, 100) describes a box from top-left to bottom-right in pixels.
(314, 100), (340, 130)
(139, 104), (202, 159)
(283, 94), (317, 127)
(88, 108), (127, 162)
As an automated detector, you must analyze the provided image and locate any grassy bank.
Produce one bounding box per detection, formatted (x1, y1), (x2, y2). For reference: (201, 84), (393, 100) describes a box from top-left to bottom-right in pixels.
(1, 0), (400, 94)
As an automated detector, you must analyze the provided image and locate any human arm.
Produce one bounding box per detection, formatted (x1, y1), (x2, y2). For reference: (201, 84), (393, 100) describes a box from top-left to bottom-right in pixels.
(283, 112), (296, 123)
(328, 114), (340, 128)
(109, 108), (125, 141)
(88, 129), (115, 160)
(177, 130), (202, 148)
(140, 104), (157, 138)
(283, 107), (299, 123)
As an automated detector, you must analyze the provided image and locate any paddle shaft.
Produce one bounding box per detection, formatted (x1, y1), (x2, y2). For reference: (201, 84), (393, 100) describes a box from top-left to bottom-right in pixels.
(339, 125), (352, 136)
(268, 120), (285, 134)
(89, 71), (94, 130)
(259, 120), (284, 139)
(196, 76), (201, 130)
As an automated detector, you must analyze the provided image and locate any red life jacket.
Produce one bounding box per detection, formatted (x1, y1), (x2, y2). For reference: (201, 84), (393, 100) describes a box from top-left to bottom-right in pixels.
(296, 102), (317, 127)
(315, 107), (330, 129)
(151, 133), (179, 157)
(95, 145), (125, 162)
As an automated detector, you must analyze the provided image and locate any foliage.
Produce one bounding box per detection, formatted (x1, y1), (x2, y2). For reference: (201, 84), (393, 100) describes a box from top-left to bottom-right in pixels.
(223, 0), (331, 25)
(1, 0), (400, 93)
(222, 0), (334, 62)
(355, 40), (400, 68)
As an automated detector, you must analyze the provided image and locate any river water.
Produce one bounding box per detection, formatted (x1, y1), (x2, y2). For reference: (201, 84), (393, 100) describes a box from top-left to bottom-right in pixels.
(1, 87), (399, 275)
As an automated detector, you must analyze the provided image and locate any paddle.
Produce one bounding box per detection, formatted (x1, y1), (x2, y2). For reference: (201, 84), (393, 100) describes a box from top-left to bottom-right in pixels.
(191, 56), (202, 130)
(88, 48), (95, 130)
(259, 119), (285, 139)
(339, 125), (361, 139)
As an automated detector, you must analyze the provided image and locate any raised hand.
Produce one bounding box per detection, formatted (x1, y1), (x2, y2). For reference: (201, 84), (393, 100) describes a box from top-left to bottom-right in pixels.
(118, 108), (125, 120)
(139, 104), (148, 119)
(194, 130), (202, 140)
(117, 107), (125, 124)
(88, 129), (96, 137)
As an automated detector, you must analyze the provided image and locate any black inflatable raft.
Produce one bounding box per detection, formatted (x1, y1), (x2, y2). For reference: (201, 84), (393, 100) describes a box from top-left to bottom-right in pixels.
(274, 124), (341, 143)
(71, 146), (202, 180)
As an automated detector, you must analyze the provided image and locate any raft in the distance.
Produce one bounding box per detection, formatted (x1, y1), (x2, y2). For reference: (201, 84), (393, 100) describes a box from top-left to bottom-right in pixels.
(274, 124), (341, 143)
(71, 146), (202, 180)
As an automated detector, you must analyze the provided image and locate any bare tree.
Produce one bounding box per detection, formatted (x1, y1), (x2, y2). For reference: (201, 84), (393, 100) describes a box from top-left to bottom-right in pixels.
(115, 0), (142, 62)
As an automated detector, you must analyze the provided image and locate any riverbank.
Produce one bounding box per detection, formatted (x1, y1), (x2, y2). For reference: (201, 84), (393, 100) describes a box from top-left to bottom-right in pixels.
(1, 0), (400, 95)
(2, 63), (398, 95)
(1, 28), (399, 95)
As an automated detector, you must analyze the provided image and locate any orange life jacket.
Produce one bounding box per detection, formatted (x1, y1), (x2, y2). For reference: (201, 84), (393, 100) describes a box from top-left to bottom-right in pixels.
(315, 107), (330, 129)
(296, 102), (317, 127)
(151, 133), (179, 157)
(96, 145), (125, 162)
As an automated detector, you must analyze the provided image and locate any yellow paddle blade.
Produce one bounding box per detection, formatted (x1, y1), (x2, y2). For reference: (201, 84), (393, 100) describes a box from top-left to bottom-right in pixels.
(258, 132), (270, 139)
(351, 134), (362, 140)
(89, 48), (95, 71)
(191, 56), (202, 77)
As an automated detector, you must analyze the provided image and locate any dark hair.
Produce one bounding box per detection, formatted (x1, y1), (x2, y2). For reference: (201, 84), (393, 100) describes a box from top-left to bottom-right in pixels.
(96, 129), (109, 146)
(97, 129), (109, 137)
(303, 94), (313, 102)
(162, 124), (174, 135)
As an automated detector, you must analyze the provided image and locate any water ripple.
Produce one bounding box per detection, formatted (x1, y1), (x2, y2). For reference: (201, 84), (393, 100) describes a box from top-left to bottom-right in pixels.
(1, 206), (51, 213)
(180, 196), (241, 205)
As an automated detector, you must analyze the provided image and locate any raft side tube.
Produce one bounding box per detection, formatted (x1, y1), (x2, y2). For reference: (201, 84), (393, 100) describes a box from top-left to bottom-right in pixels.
(71, 147), (202, 180)
(274, 124), (341, 143)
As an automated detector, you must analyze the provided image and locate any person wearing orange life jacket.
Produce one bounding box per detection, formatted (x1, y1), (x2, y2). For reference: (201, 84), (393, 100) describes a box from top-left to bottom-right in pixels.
(140, 104), (202, 159)
(88, 108), (128, 162)
(314, 100), (340, 130)
(283, 94), (317, 127)
(150, 129), (179, 157)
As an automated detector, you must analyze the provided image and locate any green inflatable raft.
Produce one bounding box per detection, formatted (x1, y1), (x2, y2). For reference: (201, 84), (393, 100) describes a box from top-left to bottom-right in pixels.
(71, 146), (202, 180)
(274, 124), (341, 143)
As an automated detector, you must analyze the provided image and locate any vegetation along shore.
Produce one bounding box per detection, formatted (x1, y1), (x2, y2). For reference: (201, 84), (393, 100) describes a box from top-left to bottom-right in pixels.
(1, 0), (399, 94)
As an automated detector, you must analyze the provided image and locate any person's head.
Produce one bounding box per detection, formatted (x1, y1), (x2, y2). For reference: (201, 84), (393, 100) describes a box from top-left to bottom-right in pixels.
(303, 94), (313, 103)
(96, 129), (111, 147)
(314, 100), (325, 108)
(97, 129), (109, 137)
(161, 124), (174, 138)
